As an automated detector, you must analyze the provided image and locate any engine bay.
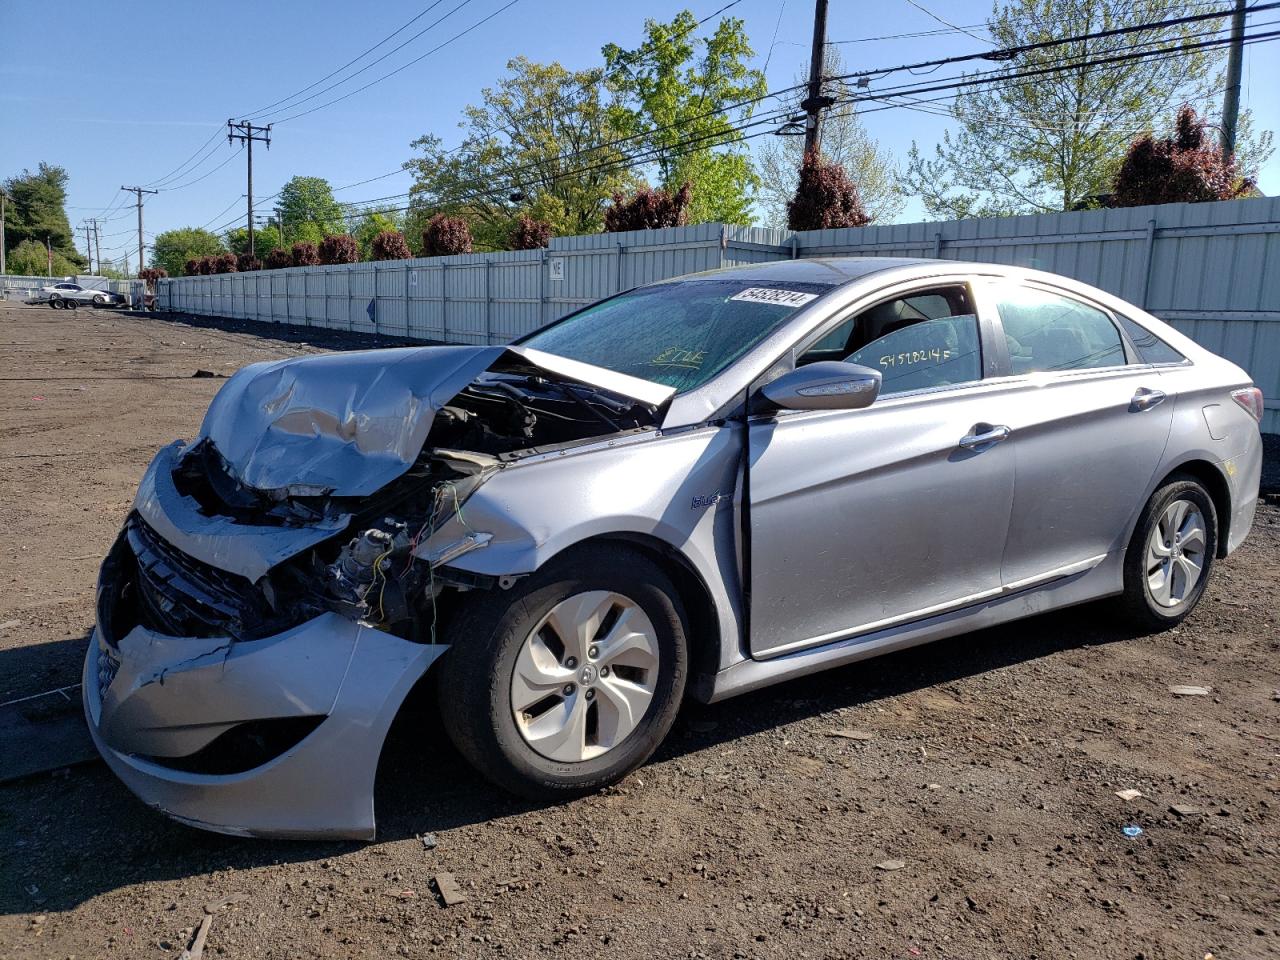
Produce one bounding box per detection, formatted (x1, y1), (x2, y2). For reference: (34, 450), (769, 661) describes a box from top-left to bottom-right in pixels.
(110, 360), (663, 646)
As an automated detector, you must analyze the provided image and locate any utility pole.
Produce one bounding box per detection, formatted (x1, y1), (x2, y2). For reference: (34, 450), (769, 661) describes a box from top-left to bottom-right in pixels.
(91, 219), (102, 276)
(274, 204), (286, 247)
(802, 0), (831, 154)
(45, 237), (53, 277)
(1221, 0), (1247, 156)
(83, 223), (94, 274)
(227, 119), (272, 256)
(121, 185), (157, 276)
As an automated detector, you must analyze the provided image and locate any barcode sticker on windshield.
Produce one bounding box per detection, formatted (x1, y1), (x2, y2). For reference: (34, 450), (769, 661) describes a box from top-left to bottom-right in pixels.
(729, 287), (818, 307)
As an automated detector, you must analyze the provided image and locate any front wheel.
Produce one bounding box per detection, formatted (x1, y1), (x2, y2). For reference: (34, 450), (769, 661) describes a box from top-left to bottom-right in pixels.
(438, 544), (688, 799)
(92, 294), (107, 305)
(1118, 475), (1218, 630)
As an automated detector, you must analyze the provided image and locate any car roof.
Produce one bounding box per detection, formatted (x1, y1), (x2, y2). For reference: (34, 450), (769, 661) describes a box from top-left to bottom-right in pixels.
(661, 256), (941, 288)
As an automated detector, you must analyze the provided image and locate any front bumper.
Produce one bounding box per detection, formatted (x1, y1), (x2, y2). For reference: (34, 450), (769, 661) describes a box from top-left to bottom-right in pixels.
(83, 612), (446, 840)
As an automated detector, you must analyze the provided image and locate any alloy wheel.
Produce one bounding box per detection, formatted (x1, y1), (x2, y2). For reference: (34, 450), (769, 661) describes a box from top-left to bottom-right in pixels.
(1145, 498), (1207, 608)
(509, 590), (660, 762)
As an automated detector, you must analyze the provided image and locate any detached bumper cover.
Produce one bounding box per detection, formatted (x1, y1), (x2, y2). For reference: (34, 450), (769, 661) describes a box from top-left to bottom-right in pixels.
(83, 613), (446, 839)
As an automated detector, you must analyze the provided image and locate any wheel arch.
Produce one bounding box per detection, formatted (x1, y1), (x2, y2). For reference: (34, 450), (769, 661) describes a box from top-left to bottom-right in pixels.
(1155, 458), (1232, 558)
(530, 532), (724, 695)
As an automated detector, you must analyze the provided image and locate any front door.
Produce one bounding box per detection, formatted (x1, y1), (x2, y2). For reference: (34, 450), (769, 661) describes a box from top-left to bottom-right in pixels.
(747, 290), (1015, 659)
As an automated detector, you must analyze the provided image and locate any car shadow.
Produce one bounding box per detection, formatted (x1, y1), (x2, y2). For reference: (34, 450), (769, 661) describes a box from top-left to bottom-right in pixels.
(0, 603), (1138, 916)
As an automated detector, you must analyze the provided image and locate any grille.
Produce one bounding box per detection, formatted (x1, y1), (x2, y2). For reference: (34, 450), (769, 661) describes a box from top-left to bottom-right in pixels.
(127, 516), (274, 640)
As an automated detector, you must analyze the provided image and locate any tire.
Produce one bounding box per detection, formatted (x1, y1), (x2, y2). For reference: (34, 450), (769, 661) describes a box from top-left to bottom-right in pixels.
(63, 298), (78, 309)
(1117, 474), (1218, 631)
(49, 296), (64, 309)
(437, 543), (689, 800)
(92, 294), (106, 306)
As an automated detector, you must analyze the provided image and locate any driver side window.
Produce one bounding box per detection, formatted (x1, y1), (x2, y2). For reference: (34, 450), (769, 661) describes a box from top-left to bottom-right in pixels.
(799, 284), (983, 396)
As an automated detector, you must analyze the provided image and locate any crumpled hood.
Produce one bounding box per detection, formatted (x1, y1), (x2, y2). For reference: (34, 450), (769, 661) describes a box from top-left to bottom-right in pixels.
(198, 345), (504, 497)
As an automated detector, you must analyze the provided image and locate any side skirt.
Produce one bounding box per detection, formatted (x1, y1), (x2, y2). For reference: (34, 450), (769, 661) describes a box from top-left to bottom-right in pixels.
(703, 552), (1120, 704)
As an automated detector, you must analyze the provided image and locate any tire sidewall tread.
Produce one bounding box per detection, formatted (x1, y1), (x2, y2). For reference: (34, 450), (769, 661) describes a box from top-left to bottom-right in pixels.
(438, 544), (688, 799)
(1120, 475), (1218, 630)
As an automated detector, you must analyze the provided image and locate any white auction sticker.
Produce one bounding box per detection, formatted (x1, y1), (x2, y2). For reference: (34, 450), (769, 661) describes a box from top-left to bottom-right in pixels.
(729, 287), (818, 307)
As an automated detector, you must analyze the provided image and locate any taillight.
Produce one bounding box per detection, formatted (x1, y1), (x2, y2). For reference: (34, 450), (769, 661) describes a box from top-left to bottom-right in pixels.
(1231, 387), (1264, 423)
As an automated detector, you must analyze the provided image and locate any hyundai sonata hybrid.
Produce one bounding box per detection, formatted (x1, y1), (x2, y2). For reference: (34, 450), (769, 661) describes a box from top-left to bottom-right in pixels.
(84, 257), (1264, 838)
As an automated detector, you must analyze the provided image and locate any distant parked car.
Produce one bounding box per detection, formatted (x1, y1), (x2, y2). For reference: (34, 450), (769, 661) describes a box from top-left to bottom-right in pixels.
(40, 282), (123, 306)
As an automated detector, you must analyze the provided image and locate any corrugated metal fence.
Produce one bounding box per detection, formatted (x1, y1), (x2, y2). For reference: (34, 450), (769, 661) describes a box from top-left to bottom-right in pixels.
(161, 224), (787, 344)
(158, 198), (1280, 432)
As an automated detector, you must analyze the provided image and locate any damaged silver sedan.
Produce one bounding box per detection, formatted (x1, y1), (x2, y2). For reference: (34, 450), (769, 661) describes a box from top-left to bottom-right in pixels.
(85, 258), (1264, 838)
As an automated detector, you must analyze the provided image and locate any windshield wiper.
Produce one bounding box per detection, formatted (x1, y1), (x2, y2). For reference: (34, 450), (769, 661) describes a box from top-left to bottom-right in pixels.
(526, 377), (624, 432)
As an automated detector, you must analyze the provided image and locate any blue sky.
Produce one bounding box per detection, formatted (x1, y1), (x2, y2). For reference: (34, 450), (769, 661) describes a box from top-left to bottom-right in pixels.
(2, 0), (1276, 267)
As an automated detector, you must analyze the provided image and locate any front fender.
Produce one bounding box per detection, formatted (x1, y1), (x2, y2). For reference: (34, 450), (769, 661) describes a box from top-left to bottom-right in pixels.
(426, 425), (747, 673)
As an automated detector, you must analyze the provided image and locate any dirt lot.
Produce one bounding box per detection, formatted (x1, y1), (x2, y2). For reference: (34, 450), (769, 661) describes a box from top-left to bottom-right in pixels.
(1, 301), (1278, 960)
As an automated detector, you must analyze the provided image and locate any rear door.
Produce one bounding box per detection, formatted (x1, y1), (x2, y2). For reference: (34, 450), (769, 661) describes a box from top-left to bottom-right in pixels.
(747, 280), (1016, 658)
(986, 281), (1175, 585)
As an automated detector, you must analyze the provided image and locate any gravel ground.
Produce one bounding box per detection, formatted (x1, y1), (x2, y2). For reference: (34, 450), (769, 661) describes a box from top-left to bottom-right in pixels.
(1, 302), (1277, 960)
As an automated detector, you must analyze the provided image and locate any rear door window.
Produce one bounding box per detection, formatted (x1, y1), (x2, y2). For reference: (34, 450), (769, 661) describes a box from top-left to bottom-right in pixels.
(994, 286), (1126, 373)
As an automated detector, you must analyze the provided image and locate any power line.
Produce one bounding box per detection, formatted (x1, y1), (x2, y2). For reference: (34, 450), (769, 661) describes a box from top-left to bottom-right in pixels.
(144, 129), (226, 189)
(251, 0), (484, 124)
(266, 0), (523, 125)
(900, 0), (994, 45)
(242, 0), (453, 120)
(158, 149), (240, 192)
(839, 22), (1280, 105)
(836, 2), (1276, 84)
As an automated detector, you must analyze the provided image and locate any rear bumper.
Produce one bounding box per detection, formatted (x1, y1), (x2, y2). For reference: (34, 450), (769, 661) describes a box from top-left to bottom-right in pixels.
(83, 613), (447, 840)
(1222, 429), (1263, 555)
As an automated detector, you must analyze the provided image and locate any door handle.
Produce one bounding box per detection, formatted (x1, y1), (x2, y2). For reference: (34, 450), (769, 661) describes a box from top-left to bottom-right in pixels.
(958, 424), (1011, 449)
(1131, 387), (1167, 412)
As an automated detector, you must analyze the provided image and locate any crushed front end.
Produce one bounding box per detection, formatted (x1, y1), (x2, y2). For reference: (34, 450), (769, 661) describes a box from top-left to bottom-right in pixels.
(84, 344), (668, 838)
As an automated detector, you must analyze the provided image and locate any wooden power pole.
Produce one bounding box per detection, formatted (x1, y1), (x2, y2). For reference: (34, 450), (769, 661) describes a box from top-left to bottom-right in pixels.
(802, 0), (831, 154)
(227, 119), (272, 256)
(1221, 0), (1247, 156)
(121, 186), (157, 276)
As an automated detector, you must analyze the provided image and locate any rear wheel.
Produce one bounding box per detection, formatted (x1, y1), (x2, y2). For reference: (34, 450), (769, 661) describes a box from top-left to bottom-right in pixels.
(1118, 475), (1217, 630)
(438, 544), (688, 799)
(49, 296), (63, 309)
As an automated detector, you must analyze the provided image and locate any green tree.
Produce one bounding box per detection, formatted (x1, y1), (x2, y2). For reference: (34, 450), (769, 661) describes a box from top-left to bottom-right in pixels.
(901, 0), (1265, 217)
(225, 224), (282, 257)
(757, 47), (903, 227)
(151, 227), (225, 278)
(351, 208), (403, 259)
(603, 11), (767, 225)
(276, 176), (347, 247)
(405, 57), (638, 250)
(6, 238), (78, 276)
(3, 163), (85, 268)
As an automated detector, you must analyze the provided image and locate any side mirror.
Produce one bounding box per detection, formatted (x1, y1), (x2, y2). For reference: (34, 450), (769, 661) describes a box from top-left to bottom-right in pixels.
(760, 361), (882, 412)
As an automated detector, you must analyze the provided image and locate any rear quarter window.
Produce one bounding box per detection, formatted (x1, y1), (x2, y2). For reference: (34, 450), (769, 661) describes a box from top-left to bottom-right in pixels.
(1114, 314), (1187, 365)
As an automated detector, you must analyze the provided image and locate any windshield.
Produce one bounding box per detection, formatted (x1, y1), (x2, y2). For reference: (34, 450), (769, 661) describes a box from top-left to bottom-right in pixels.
(521, 278), (832, 392)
